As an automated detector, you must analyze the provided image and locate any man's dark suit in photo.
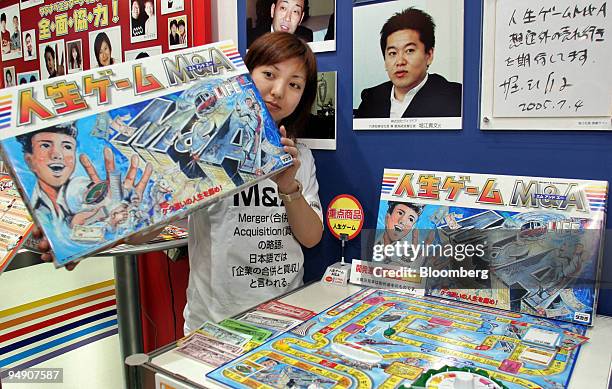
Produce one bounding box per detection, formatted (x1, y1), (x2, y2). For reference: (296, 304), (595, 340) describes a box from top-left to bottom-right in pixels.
(247, 22), (313, 46)
(354, 73), (461, 118)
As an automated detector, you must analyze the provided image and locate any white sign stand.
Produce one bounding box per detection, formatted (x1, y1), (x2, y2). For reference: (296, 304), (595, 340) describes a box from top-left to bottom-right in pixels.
(322, 233), (351, 286)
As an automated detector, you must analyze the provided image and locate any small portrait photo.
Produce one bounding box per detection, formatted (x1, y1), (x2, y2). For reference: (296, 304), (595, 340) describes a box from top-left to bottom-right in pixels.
(130, 0), (157, 43)
(161, 0), (184, 15)
(39, 39), (66, 79)
(299, 71), (337, 150)
(66, 39), (83, 74)
(168, 15), (188, 50)
(22, 29), (36, 61)
(352, 0), (464, 130)
(1, 4), (23, 61)
(124, 46), (162, 62)
(19, 0), (44, 10)
(89, 26), (123, 69)
(3, 66), (15, 88)
(246, 0), (336, 53)
(17, 70), (39, 85)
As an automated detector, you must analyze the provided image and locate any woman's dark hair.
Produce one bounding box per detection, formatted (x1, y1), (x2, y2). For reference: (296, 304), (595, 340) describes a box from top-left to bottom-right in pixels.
(135, 52), (150, 59)
(245, 32), (317, 139)
(69, 43), (82, 69)
(93, 32), (113, 67)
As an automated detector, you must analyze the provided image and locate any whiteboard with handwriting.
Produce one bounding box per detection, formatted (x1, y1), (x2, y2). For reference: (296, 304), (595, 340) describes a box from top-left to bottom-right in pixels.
(492, 0), (610, 118)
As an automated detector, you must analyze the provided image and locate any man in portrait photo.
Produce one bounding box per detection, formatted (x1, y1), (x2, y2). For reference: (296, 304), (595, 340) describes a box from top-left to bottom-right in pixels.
(23, 31), (35, 60)
(247, 0), (313, 46)
(0, 13), (10, 54)
(354, 7), (462, 118)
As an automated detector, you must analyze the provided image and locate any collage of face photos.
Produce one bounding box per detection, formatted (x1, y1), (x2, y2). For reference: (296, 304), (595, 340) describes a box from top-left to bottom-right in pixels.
(168, 15), (188, 50)
(130, 0), (158, 43)
(88, 26), (123, 69)
(0, 3), (22, 62)
(246, 0), (336, 53)
(16, 69), (38, 85)
(66, 39), (83, 74)
(38, 39), (65, 79)
(161, 0), (185, 15)
(19, 0), (43, 10)
(21, 28), (35, 61)
(3, 66), (15, 88)
(124, 46), (162, 62)
(352, 0), (464, 130)
(299, 71), (337, 150)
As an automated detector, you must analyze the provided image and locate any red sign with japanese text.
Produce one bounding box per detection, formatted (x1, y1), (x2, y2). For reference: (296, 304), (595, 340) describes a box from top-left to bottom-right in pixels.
(326, 194), (364, 240)
(0, 0), (210, 88)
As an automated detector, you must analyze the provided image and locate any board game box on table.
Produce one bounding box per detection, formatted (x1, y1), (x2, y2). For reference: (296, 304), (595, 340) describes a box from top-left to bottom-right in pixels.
(352, 169), (607, 326)
(0, 41), (292, 267)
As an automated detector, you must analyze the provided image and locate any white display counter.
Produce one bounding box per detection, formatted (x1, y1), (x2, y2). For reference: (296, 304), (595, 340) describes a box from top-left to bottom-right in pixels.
(144, 282), (612, 389)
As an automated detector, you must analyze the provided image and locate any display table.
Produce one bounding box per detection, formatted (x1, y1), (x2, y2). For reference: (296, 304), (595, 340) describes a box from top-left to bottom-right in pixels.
(142, 282), (612, 389)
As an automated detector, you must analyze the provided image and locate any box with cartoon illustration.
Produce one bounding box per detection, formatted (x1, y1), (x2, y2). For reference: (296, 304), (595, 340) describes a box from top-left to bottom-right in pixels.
(364, 169), (607, 325)
(0, 41), (292, 267)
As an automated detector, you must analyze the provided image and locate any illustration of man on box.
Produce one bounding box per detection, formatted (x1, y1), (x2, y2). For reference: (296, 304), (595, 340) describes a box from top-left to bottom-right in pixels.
(379, 201), (422, 247)
(17, 124), (153, 235)
(373, 201), (436, 266)
(354, 8), (461, 119)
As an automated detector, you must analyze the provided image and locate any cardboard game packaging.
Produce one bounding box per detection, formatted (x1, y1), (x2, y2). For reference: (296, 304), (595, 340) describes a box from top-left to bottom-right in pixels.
(362, 169), (607, 325)
(0, 41), (292, 267)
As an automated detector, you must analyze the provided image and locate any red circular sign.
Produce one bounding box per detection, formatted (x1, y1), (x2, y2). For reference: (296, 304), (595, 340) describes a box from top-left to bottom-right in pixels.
(326, 194), (364, 240)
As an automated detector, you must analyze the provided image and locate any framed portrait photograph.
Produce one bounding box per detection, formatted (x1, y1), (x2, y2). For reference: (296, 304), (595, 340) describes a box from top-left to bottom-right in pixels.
(0, 4), (23, 61)
(124, 45), (162, 62)
(66, 39), (83, 74)
(299, 71), (337, 150)
(38, 39), (66, 79)
(3, 66), (15, 88)
(168, 15), (188, 50)
(352, 0), (464, 130)
(88, 26), (123, 69)
(21, 28), (36, 61)
(246, 0), (336, 53)
(161, 0), (184, 15)
(16, 70), (39, 85)
(19, 0), (44, 10)
(130, 0), (158, 43)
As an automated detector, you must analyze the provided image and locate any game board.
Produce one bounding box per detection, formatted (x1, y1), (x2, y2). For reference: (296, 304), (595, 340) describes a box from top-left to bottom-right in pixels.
(207, 288), (587, 389)
(354, 169), (608, 325)
(0, 41), (291, 266)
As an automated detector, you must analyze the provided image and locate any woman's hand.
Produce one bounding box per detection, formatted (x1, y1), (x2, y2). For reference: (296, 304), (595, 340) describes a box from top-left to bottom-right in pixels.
(33, 226), (78, 271)
(272, 126), (301, 194)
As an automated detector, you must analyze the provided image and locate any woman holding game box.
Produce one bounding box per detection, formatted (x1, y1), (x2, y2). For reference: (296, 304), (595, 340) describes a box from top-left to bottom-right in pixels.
(35, 32), (323, 333)
(181, 32), (323, 332)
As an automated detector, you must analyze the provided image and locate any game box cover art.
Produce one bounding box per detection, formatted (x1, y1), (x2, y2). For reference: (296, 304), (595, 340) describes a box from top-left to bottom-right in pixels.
(0, 41), (292, 267)
(362, 169), (608, 326)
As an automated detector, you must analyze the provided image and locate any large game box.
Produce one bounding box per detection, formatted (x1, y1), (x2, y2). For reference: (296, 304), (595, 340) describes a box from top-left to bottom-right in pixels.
(0, 41), (292, 267)
(361, 169), (608, 326)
